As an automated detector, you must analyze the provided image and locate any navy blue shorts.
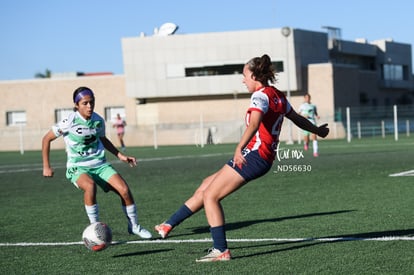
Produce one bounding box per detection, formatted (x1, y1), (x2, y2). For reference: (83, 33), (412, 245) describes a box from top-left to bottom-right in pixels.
(226, 149), (272, 182)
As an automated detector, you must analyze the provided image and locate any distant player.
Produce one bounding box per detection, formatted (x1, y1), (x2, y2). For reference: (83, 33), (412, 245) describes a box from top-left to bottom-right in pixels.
(42, 86), (152, 239)
(299, 93), (320, 157)
(154, 55), (329, 262)
(113, 113), (126, 151)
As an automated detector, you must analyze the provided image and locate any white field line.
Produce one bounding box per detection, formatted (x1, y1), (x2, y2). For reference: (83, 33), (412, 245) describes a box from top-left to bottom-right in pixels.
(0, 153), (231, 174)
(1, 236), (413, 247)
(389, 169), (414, 177)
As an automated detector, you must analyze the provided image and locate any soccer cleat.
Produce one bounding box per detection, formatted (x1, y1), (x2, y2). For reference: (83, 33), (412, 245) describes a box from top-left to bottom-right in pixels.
(195, 248), (231, 262)
(304, 144), (309, 151)
(128, 224), (152, 239)
(154, 223), (172, 239)
(313, 152), (319, 157)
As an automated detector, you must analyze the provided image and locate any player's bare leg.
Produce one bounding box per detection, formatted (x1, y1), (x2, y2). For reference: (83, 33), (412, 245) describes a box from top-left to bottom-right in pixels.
(107, 174), (152, 238)
(77, 174), (99, 223)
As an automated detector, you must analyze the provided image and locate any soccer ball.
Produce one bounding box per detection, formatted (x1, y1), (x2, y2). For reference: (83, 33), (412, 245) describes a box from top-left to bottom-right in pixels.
(82, 222), (112, 251)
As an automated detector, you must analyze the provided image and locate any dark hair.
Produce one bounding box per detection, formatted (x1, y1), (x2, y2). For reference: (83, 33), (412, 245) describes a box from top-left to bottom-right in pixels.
(72, 86), (95, 111)
(73, 86), (94, 102)
(246, 54), (276, 85)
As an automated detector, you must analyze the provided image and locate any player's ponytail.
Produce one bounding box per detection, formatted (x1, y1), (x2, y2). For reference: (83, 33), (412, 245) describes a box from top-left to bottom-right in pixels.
(246, 54), (276, 86)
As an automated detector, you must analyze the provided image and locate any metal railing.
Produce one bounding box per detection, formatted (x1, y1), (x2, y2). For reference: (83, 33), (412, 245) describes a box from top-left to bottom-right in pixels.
(336, 105), (414, 141)
(1, 105), (412, 153)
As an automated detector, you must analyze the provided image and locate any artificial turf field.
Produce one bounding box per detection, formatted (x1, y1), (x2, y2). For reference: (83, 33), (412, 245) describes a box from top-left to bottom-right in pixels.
(0, 137), (413, 274)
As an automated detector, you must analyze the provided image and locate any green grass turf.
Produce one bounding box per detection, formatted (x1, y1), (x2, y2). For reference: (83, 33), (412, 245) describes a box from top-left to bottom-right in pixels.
(0, 136), (413, 274)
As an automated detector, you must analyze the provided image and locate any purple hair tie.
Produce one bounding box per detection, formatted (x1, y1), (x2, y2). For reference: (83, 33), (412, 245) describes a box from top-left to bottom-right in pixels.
(74, 89), (94, 103)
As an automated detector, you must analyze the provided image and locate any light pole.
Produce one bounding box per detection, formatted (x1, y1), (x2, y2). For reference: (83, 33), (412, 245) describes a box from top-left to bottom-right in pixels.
(281, 26), (294, 144)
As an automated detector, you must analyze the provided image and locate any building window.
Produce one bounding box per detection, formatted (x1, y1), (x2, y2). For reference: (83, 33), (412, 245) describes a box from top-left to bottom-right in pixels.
(273, 61), (284, 73)
(54, 108), (73, 123)
(6, 111), (26, 126)
(382, 64), (406, 81)
(184, 61), (284, 77)
(185, 64), (243, 77)
(104, 106), (125, 122)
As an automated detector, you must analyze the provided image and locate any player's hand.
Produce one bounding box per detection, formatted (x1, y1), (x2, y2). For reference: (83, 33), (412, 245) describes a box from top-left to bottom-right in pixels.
(317, 123), (329, 138)
(126, 156), (137, 167)
(232, 149), (246, 169)
(43, 167), (54, 177)
(118, 153), (137, 167)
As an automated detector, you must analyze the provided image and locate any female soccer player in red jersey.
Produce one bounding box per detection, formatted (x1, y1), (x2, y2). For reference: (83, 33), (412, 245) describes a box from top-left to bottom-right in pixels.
(155, 54), (329, 262)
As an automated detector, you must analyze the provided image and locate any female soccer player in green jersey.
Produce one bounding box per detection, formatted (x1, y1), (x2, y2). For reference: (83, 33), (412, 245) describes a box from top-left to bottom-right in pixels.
(299, 93), (320, 156)
(42, 86), (151, 239)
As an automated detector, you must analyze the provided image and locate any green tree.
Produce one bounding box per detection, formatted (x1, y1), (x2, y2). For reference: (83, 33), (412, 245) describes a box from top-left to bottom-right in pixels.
(35, 69), (51, 78)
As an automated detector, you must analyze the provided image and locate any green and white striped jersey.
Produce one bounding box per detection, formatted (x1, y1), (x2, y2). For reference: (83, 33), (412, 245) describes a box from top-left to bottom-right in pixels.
(52, 111), (106, 168)
(298, 102), (318, 123)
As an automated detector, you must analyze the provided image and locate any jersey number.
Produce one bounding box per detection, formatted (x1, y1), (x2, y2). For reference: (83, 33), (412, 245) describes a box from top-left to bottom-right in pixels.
(271, 115), (284, 136)
(84, 135), (96, 145)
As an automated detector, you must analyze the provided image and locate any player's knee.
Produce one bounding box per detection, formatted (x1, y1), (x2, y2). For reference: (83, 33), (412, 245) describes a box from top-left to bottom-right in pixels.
(192, 189), (204, 202)
(78, 178), (95, 192)
(117, 185), (130, 199)
(202, 189), (219, 203)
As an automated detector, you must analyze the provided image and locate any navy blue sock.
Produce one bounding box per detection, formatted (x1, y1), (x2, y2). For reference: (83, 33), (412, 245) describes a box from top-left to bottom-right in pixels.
(166, 204), (193, 227)
(210, 225), (227, 252)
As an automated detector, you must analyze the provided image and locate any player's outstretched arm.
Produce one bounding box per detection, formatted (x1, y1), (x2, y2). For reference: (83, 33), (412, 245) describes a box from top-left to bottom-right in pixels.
(42, 130), (57, 177)
(286, 109), (329, 138)
(99, 136), (137, 167)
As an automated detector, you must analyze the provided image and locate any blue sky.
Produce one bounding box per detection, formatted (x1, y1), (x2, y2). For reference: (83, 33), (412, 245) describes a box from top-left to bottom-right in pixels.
(0, 0), (413, 80)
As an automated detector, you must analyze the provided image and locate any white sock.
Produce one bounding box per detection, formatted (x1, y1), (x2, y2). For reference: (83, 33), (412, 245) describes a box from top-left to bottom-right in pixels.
(85, 204), (99, 224)
(122, 204), (138, 227)
(313, 140), (318, 154)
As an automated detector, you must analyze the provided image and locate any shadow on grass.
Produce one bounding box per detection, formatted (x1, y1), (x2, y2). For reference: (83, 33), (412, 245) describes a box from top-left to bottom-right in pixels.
(113, 248), (174, 258)
(188, 209), (356, 235)
(231, 228), (414, 259)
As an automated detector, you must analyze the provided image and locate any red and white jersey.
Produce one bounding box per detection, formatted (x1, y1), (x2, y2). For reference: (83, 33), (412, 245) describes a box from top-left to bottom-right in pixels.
(245, 86), (292, 162)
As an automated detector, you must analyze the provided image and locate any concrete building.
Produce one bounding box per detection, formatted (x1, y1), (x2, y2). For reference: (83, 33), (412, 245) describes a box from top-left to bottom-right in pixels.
(1, 27), (413, 151)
